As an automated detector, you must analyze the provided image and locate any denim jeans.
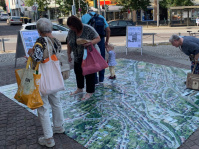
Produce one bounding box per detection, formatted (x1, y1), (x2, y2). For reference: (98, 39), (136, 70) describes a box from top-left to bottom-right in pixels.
(95, 37), (105, 83)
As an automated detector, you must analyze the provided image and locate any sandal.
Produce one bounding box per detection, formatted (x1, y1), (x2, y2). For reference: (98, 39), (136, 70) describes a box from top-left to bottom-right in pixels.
(81, 93), (93, 101)
(70, 88), (83, 96)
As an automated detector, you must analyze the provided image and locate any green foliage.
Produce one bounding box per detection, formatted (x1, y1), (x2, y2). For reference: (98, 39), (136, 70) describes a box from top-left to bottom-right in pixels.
(116, 0), (150, 11)
(25, 0), (51, 11)
(160, 0), (194, 9)
(56, 0), (88, 17)
(0, 0), (6, 11)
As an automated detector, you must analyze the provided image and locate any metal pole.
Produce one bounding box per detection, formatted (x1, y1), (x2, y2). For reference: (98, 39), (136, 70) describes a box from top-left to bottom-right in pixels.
(157, 0), (159, 27)
(98, 0), (101, 15)
(104, 0), (106, 19)
(79, 0), (81, 17)
(2, 38), (5, 52)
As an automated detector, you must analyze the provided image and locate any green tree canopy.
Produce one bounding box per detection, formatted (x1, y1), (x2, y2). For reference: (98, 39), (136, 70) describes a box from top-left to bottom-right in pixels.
(25, 0), (51, 12)
(160, 0), (194, 8)
(56, 0), (88, 17)
(116, 0), (151, 11)
(0, 0), (6, 11)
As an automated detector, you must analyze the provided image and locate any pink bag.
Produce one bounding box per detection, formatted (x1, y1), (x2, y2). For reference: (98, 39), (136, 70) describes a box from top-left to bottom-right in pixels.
(82, 44), (108, 76)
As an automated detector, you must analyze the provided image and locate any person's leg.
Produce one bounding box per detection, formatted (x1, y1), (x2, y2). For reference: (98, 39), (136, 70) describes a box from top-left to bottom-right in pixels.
(82, 73), (95, 100)
(112, 66), (115, 76)
(37, 95), (55, 147)
(71, 61), (84, 95)
(48, 92), (64, 133)
(97, 37), (105, 83)
(109, 66), (112, 77)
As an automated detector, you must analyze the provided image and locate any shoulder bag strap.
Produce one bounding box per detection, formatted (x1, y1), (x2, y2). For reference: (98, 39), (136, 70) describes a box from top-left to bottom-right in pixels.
(43, 37), (52, 61)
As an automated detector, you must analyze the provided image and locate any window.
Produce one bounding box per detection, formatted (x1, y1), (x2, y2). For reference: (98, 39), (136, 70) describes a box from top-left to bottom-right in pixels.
(127, 21), (134, 25)
(53, 25), (60, 31)
(108, 21), (118, 26)
(118, 21), (127, 26)
(25, 25), (36, 30)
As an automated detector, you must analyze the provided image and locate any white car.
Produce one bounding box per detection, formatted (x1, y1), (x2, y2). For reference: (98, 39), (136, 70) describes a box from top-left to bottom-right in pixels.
(0, 13), (9, 21)
(21, 22), (69, 43)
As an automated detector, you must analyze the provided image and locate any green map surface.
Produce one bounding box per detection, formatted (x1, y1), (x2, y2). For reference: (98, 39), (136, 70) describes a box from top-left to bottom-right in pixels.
(1, 59), (199, 149)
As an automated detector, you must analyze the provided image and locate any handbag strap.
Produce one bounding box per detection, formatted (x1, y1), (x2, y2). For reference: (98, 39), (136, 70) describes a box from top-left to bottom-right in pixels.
(44, 37), (52, 61)
(26, 57), (40, 71)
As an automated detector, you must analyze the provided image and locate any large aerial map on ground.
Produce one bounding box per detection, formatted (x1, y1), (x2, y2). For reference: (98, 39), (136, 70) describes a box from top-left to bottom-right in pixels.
(1, 59), (199, 149)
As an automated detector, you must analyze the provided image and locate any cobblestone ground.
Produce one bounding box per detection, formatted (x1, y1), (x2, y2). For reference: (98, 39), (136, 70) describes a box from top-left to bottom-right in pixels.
(1, 44), (199, 149)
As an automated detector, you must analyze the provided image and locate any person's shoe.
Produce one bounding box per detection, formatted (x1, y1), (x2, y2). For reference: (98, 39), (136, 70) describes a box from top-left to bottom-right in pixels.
(53, 126), (65, 134)
(38, 137), (55, 148)
(109, 75), (116, 79)
(81, 93), (93, 101)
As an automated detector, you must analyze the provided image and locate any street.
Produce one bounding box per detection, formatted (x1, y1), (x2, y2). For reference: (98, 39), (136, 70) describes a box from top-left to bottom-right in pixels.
(1, 20), (199, 52)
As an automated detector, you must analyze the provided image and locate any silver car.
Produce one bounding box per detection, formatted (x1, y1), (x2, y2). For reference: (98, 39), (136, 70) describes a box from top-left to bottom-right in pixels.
(0, 13), (9, 21)
(7, 16), (22, 25)
(21, 22), (69, 43)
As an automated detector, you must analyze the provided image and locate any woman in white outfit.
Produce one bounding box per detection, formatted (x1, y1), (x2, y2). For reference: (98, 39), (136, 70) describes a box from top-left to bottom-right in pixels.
(28, 18), (65, 148)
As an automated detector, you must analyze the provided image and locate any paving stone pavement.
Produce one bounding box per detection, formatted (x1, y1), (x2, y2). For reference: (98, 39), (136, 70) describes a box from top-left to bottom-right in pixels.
(1, 42), (199, 149)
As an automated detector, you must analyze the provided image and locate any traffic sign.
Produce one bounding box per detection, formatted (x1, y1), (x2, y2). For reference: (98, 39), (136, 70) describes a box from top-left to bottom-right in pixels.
(32, 5), (37, 11)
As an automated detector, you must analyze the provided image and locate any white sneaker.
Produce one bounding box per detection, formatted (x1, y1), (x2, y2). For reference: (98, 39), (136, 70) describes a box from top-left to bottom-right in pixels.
(53, 126), (65, 134)
(38, 137), (55, 148)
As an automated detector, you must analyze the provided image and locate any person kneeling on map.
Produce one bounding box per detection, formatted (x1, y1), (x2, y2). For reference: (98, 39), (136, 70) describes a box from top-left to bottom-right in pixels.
(169, 34), (199, 74)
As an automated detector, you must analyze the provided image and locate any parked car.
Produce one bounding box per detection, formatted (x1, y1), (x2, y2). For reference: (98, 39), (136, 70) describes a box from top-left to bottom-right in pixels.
(21, 22), (69, 43)
(0, 13), (9, 21)
(7, 16), (22, 25)
(108, 20), (135, 36)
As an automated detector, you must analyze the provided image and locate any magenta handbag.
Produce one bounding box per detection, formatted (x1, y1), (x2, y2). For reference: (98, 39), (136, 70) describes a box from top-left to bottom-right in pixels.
(82, 44), (108, 76)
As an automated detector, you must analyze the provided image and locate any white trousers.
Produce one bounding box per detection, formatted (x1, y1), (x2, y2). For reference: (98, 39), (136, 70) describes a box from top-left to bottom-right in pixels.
(37, 92), (64, 139)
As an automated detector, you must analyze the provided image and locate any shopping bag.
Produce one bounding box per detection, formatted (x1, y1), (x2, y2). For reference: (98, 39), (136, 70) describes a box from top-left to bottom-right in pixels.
(14, 57), (43, 110)
(186, 62), (199, 90)
(48, 38), (70, 80)
(82, 44), (108, 76)
(39, 37), (65, 95)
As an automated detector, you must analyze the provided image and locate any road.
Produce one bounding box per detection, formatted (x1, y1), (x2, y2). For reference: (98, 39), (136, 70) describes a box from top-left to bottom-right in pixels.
(1, 20), (199, 52)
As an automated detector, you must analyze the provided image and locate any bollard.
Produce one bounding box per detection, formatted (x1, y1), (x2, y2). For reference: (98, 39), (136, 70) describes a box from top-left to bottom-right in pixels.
(2, 38), (5, 52)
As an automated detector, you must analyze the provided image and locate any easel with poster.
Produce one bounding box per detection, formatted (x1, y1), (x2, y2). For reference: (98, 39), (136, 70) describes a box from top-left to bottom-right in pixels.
(15, 30), (40, 67)
(126, 26), (143, 55)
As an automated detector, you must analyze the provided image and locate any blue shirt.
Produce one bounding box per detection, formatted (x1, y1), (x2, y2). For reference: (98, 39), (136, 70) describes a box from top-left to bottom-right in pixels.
(81, 12), (109, 29)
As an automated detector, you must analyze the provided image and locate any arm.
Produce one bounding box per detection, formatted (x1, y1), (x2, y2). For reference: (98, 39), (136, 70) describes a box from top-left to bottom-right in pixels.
(84, 36), (101, 47)
(195, 53), (199, 61)
(67, 41), (72, 63)
(105, 27), (111, 48)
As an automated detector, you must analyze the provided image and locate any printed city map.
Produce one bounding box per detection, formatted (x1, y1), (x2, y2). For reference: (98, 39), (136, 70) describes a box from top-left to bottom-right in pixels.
(1, 59), (199, 149)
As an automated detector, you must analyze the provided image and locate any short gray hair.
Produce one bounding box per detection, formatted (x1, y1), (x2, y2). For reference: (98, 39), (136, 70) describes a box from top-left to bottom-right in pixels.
(36, 18), (52, 33)
(169, 34), (180, 43)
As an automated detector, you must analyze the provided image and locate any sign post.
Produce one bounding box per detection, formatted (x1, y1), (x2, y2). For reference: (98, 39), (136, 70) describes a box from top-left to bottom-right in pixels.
(15, 30), (40, 67)
(126, 26), (143, 55)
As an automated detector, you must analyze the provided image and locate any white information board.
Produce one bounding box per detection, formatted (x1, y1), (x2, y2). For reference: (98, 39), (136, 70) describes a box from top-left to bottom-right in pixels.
(126, 26), (143, 55)
(15, 30), (40, 67)
(20, 30), (40, 56)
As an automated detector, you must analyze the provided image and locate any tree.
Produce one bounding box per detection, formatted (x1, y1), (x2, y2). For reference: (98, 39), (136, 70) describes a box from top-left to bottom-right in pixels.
(0, 0), (6, 11)
(160, 0), (194, 9)
(116, 0), (150, 11)
(56, 0), (88, 17)
(25, 0), (51, 12)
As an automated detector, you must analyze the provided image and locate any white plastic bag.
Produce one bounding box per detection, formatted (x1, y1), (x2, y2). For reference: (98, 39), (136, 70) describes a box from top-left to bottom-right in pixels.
(39, 37), (65, 95)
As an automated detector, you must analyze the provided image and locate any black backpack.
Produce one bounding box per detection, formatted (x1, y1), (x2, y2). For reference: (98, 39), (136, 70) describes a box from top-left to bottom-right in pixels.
(88, 13), (106, 37)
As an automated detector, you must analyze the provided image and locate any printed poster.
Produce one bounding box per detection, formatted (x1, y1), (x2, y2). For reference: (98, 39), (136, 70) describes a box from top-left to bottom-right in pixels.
(126, 26), (142, 48)
(20, 30), (40, 56)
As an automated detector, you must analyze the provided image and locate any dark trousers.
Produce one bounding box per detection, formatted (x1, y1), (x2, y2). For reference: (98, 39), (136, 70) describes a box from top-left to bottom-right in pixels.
(74, 61), (95, 93)
(95, 37), (105, 83)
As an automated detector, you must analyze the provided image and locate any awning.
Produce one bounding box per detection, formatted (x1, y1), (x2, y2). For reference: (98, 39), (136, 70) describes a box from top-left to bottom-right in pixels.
(170, 6), (199, 10)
